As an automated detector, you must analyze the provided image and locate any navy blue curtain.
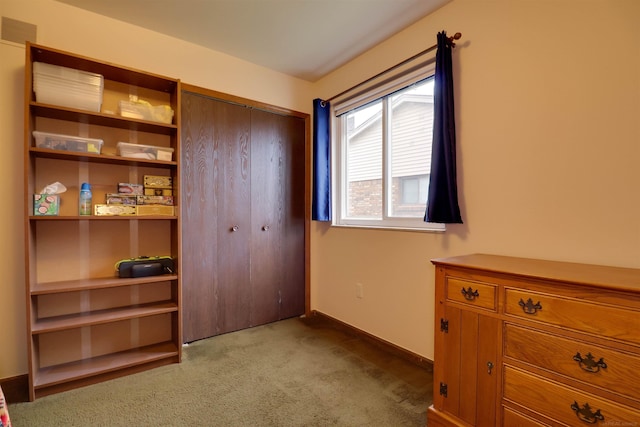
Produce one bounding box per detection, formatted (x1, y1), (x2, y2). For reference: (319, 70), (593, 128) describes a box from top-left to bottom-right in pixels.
(425, 31), (463, 224)
(312, 98), (331, 221)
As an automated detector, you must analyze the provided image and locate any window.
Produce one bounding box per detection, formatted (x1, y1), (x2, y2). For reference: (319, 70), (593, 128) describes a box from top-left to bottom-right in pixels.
(332, 64), (445, 231)
(400, 175), (429, 205)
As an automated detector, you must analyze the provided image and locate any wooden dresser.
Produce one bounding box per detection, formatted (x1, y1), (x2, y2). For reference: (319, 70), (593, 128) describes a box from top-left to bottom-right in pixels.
(428, 254), (640, 426)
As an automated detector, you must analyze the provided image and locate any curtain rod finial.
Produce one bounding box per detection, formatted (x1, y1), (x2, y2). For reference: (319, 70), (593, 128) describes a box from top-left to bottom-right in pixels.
(448, 32), (462, 47)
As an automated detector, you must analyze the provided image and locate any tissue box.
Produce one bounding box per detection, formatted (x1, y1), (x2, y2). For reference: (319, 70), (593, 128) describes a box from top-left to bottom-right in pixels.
(33, 194), (60, 215)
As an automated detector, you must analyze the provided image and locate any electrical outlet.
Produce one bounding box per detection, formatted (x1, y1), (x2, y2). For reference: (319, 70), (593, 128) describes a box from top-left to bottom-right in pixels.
(356, 282), (364, 299)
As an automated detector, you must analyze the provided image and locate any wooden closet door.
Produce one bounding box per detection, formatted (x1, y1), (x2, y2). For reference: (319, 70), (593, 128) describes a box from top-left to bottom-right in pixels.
(277, 112), (305, 319)
(250, 110), (305, 324)
(250, 109), (282, 324)
(181, 92), (251, 342)
(181, 92), (217, 342)
(215, 99), (252, 334)
(182, 91), (305, 342)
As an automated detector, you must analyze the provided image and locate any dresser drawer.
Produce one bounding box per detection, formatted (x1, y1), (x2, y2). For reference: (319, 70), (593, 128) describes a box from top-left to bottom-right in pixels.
(503, 407), (550, 427)
(446, 277), (497, 311)
(504, 323), (640, 405)
(504, 288), (640, 345)
(503, 366), (640, 425)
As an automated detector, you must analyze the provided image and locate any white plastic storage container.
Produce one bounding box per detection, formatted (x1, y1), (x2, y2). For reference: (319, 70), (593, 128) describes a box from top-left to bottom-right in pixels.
(117, 142), (174, 161)
(33, 131), (104, 154)
(33, 62), (104, 112)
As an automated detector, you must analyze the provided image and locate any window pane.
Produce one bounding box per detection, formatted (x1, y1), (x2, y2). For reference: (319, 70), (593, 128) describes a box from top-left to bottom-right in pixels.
(345, 100), (382, 219)
(389, 79), (434, 217)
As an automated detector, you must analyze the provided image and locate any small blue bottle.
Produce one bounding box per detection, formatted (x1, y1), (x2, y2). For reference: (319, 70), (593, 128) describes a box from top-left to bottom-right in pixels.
(79, 183), (92, 215)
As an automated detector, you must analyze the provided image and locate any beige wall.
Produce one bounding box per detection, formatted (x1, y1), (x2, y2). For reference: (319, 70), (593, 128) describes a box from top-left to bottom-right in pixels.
(1, 0), (638, 379)
(312, 0), (640, 360)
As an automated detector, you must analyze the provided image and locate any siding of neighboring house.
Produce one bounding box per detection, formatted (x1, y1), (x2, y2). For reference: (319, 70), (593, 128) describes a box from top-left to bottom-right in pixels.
(346, 94), (433, 217)
(390, 96), (433, 178)
(348, 111), (383, 182)
(347, 95), (433, 182)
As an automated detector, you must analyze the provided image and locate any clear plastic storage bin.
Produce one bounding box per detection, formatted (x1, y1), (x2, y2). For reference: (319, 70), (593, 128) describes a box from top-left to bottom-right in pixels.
(33, 131), (104, 154)
(117, 142), (174, 161)
(33, 62), (104, 112)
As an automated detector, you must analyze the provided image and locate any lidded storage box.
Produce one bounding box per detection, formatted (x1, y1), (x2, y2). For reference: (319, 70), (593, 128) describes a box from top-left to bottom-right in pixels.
(33, 130), (103, 154)
(117, 142), (174, 161)
(33, 62), (104, 112)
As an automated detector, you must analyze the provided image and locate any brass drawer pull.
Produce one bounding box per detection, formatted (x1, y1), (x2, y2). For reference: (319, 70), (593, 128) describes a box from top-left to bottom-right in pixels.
(518, 298), (542, 314)
(570, 401), (604, 424)
(573, 352), (607, 373)
(461, 287), (479, 301)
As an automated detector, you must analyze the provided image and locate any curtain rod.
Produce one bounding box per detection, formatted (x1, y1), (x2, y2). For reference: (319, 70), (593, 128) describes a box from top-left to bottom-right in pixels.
(321, 32), (462, 106)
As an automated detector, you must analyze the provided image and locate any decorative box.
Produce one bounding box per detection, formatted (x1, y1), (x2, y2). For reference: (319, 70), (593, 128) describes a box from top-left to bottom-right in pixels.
(136, 195), (174, 206)
(143, 175), (173, 188)
(94, 204), (136, 216)
(106, 194), (138, 205)
(118, 183), (144, 195)
(136, 205), (174, 216)
(144, 188), (173, 196)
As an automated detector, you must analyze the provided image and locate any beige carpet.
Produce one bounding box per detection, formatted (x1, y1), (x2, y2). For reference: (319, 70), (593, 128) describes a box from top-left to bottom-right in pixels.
(9, 316), (433, 426)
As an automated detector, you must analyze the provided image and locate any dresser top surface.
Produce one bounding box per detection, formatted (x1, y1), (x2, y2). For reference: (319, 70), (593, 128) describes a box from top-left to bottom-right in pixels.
(431, 254), (640, 291)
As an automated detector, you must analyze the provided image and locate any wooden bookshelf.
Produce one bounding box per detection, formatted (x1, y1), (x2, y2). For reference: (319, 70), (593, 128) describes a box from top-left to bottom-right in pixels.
(24, 42), (182, 400)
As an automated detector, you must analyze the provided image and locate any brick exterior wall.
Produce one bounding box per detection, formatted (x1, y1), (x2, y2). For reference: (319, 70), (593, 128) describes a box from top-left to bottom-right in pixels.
(348, 178), (426, 218)
(348, 179), (382, 217)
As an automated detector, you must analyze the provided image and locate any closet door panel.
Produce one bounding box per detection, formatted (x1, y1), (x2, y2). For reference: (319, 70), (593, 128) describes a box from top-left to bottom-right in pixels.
(250, 110), (305, 323)
(214, 100), (252, 334)
(250, 109), (285, 325)
(279, 114), (306, 319)
(181, 94), (252, 340)
(181, 92), (219, 342)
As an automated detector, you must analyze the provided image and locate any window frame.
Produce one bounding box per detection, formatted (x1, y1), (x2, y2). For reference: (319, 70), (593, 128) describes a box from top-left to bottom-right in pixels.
(331, 62), (445, 232)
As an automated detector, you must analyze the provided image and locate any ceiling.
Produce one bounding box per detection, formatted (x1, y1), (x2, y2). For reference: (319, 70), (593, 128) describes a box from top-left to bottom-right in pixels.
(54, 0), (448, 82)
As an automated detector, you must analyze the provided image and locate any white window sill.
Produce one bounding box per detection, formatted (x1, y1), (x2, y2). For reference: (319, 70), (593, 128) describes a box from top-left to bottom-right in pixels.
(330, 222), (446, 233)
